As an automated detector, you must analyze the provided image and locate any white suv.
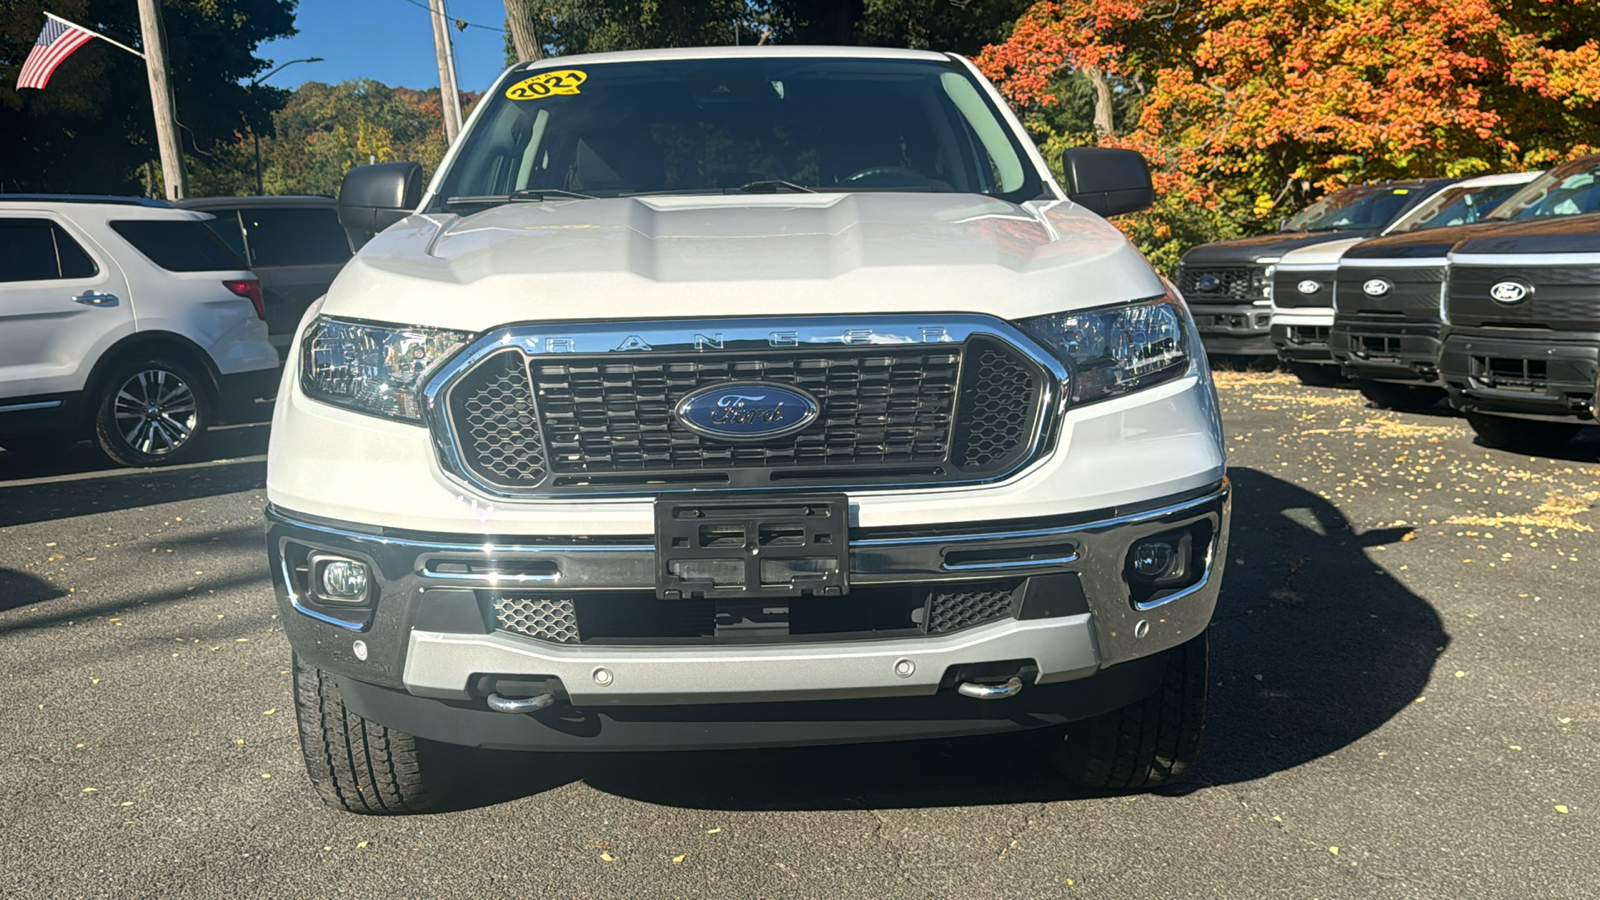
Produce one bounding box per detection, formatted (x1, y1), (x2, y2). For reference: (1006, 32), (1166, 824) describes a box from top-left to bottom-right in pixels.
(268, 48), (1229, 813)
(0, 196), (281, 467)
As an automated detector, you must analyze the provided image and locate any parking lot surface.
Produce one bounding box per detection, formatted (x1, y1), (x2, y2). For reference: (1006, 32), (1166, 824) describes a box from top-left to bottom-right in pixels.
(2, 372), (1596, 899)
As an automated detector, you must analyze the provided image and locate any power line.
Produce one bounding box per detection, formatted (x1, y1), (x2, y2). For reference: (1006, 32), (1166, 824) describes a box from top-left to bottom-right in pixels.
(393, 0), (506, 33)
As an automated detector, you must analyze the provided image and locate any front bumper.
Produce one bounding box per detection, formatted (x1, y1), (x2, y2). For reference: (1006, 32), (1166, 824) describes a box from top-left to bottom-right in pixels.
(1330, 316), (1442, 385)
(1270, 319), (1333, 364)
(1191, 305), (1275, 356)
(1441, 331), (1600, 422)
(268, 480), (1229, 747)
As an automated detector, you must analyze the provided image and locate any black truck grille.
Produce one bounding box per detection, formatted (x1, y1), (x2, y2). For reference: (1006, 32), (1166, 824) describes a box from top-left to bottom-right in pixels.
(442, 339), (1045, 494)
(1336, 265), (1446, 318)
(1178, 265), (1267, 303)
(489, 580), (1022, 644)
(1271, 270), (1333, 309)
(1447, 264), (1600, 332)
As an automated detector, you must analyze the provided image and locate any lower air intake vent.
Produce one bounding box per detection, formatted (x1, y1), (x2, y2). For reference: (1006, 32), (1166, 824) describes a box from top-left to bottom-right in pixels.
(926, 582), (1019, 633)
(493, 595), (579, 644)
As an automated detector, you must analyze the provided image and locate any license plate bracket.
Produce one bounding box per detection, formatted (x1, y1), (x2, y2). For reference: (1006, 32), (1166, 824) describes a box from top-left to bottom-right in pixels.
(655, 495), (849, 600)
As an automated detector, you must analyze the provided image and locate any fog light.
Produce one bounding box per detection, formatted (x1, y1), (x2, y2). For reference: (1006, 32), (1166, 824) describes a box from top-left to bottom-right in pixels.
(1129, 532), (1193, 586)
(311, 554), (369, 603)
(1131, 541), (1178, 578)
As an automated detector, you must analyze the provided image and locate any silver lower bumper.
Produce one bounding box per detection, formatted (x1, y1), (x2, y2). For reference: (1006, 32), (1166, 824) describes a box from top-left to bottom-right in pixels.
(404, 613), (1100, 705)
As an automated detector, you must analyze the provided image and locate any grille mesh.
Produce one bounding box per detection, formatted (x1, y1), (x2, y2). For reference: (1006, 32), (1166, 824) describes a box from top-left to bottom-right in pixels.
(449, 351), (547, 487)
(532, 349), (960, 474)
(954, 340), (1036, 469)
(1178, 265), (1265, 303)
(493, 595), (579, 644)
(926, 584), (1018, 633)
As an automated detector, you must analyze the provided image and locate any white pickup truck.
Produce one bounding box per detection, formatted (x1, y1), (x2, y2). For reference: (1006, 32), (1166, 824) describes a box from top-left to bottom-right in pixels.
(264, 47), (1230, 813)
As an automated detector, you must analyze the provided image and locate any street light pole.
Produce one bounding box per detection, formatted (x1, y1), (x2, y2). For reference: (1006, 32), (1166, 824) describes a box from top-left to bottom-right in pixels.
(249, 56), (322, 195)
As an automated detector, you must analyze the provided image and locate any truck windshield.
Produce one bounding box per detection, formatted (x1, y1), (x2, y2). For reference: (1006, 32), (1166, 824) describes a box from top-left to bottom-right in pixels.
(1281, 185), (1422, 233)
(432, 56), (1045, 207)
(1490, 157), (1600, 220)
(1390, 181), (1526, 233)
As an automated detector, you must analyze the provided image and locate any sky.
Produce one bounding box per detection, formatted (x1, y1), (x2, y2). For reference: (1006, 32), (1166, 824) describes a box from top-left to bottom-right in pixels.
(254, 0), (514, 93)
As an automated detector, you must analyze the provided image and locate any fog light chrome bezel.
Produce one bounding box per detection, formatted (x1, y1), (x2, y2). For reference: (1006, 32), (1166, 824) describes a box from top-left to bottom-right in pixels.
(308, 552), (373, 606)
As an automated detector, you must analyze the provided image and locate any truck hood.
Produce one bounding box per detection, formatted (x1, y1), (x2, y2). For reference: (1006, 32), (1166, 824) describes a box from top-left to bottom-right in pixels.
(1273, 236), (1367, 269)
(1453, 213), (1600, 256)
(1342, 221), (1513, 261)
(1179, 230), (1376, 266)
(321, 193), (1164, 332)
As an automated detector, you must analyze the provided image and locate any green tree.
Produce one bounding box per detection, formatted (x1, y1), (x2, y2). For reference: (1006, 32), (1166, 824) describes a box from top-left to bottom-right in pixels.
(0, 0), (297, 194)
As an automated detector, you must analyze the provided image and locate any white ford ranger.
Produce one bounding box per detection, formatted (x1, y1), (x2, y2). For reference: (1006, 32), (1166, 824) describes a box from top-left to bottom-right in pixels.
(266, 47), (1230, 813)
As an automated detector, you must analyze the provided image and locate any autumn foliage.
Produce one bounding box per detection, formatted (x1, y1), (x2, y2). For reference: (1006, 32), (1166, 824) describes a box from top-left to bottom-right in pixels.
(978, 0), (1600, 268)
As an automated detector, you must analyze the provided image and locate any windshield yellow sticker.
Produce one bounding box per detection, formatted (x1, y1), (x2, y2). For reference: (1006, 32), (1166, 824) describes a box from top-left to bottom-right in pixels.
(506, 70), (587, 100)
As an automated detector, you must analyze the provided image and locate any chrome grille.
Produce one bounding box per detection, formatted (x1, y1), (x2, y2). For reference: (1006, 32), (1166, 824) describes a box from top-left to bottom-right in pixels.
(436, 324), (1050, 495)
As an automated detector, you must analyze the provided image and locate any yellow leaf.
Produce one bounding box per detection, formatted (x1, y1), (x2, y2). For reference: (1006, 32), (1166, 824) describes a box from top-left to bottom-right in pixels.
(672, 855), (686, 864)
(358, 841), (369, 848)
(1329, 847), (1339, 855)
(600, 853), (615, 862)
(263, 709), (276, 715)
(235, 638), (249, 643)
(1454, 671), (1465, 678)
(81, 787), (99, 793)
(120, 801), (134, 807)
(706, 827), (722, 834)
(1555, 805), (1569, 814)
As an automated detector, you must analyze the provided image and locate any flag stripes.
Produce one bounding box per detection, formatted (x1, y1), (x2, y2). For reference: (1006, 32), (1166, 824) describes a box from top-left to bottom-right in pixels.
(17, 16), (97, 90)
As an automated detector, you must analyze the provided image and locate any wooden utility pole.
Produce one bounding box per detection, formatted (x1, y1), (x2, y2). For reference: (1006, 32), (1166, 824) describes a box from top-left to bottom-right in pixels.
(428, 0), (464, 142)
(135, 0), (187, 199)
(503, 0), (543, 62)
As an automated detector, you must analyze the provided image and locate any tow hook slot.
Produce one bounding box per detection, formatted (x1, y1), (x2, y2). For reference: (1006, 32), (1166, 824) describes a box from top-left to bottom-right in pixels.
(957, 677), (1024, 700)
(486, 692), (555, 714)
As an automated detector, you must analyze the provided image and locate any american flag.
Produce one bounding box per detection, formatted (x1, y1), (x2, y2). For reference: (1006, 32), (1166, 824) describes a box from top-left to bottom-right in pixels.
(16, 14), (97, 90)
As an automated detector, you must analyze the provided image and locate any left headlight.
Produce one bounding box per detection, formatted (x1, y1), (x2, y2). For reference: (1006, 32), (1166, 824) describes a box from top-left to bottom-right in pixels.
(1018, 295), (1192, 406)
(300, 317), (473, 422)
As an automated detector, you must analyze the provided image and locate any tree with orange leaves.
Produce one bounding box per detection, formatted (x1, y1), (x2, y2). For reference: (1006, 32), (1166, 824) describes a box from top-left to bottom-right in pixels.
(978, 0), (1600, 269)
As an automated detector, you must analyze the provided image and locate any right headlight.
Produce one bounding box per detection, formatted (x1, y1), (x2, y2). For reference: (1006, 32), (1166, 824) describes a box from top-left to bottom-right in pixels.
(299, 317), (473, 422)
(1018, 295), (1191, 406)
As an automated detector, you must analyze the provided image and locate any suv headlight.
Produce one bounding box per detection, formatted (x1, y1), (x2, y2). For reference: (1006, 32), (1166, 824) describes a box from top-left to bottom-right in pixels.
(1018, 295), (1191, 405)
(300, 317), (472, 421)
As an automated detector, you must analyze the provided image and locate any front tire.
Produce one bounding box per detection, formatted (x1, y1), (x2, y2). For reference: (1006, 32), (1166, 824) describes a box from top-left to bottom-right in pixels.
(1046, 632), (1208, 790)
(1358, 380), (1445, 411)
(292, 655), (460, 814)
(1466, 413), (1581, 453)
(94, 358), (210, 467)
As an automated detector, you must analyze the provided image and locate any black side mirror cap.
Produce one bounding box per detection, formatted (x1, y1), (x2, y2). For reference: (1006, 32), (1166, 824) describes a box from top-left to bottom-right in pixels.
(1060, 147), (1154, 217)
(338, 161), (424, 235)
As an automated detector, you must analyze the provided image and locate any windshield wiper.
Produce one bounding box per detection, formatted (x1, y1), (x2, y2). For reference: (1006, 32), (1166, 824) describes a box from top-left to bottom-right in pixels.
(731, 180), (816, 194)
(445, 188), (597, 208)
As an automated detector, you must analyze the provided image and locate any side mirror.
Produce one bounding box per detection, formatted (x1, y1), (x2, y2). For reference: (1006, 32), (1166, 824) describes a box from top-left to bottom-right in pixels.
(1060, 148), (1154, 217)
(338, 162), (424, 235)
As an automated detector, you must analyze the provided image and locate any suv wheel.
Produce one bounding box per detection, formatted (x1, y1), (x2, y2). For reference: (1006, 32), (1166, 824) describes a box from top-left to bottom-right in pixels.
(1466, 413), (1581, 453)
(292, 655), (460, 814)
(1287, 362), (1345, 387)
(1045, 631), (1207, 790)
(1357, 380), (1445, 411)
(94, 358), (210, 467)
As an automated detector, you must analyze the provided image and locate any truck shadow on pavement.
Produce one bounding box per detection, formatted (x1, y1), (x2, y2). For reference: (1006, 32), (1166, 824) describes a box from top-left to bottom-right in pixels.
(462, 467), (1449, 811)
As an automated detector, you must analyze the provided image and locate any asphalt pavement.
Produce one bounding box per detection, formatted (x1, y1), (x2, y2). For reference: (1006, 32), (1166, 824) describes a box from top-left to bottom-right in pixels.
(1, 372), (1596, 899)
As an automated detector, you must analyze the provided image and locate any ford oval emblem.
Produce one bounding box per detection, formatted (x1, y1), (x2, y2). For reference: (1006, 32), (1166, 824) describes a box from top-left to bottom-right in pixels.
(1362, 278), (1392, 297)
(1489, 280), (1531, 305)
(1195, 274), (1221, 292)
(1296, 279), (1321, 294)
(675, 382), (820, 442)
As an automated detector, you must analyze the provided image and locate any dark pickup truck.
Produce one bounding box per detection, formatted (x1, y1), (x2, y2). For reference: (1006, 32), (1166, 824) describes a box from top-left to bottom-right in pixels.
(1441, 213), (1600, 451)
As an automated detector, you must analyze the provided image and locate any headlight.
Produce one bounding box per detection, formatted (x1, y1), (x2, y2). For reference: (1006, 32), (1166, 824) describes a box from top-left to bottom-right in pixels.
(300, 317), (472, 421)
(1019, 296), (1191, 405)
